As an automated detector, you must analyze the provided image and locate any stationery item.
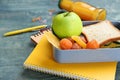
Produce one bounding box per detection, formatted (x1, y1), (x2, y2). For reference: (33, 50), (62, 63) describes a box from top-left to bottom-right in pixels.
(4, 25), (47, 36)
(24, 34), (117, 80)
(58, 0), (106, 20)
(30, 27), (51, 44)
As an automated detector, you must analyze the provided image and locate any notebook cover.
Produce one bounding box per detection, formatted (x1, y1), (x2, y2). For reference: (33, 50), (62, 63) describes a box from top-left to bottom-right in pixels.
(24, 34), (117, 80)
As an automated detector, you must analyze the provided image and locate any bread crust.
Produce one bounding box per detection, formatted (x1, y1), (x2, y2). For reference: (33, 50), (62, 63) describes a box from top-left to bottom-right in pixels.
(100, 37), (120, 46)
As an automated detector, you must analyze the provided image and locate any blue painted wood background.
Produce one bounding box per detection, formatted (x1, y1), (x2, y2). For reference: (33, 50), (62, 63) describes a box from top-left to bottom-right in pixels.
(0, 0), (120, 80)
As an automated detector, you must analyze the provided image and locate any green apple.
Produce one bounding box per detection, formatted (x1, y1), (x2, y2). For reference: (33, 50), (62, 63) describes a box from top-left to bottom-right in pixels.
(52, 12), (83, 39)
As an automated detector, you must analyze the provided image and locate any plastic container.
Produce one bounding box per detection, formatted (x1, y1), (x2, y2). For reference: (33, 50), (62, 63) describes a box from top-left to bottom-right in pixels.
(53, 21), (120, 63)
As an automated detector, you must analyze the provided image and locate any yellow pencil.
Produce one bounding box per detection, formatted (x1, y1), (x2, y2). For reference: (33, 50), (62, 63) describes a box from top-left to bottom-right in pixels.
(4, 25), (47, 36)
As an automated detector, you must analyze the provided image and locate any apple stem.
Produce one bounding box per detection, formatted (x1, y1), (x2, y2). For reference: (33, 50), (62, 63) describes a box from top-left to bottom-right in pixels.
(64, 12), (70, 17)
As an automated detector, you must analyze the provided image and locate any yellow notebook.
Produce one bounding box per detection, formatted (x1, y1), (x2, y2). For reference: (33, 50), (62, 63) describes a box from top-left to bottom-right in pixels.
(24, 35), (117, 80)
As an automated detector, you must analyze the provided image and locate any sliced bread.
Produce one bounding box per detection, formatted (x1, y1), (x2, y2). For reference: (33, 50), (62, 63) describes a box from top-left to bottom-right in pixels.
(82, 20), (120, 46)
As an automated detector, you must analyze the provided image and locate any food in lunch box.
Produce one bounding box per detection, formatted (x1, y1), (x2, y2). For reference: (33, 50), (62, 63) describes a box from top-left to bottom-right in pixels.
(82, 20), (120, 46)
(42, 11), (120, 50)
(43, 31), (60, 49)
(59, 36), (100, 50)
(46, 21), (120, 50)
(101, 40), (120, 48)
(86, 39), (100, 49)
(59, 38), (73, 49)
(71, 36), (87, 49)
(52, 12), (83, 39)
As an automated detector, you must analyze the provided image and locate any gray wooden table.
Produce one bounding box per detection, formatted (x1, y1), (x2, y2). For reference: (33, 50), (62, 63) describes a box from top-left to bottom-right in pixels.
(0, 0), (120, 80)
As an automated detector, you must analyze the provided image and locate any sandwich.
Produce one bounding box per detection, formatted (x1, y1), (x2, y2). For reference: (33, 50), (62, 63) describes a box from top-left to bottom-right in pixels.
(82, 20), (120, 47)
